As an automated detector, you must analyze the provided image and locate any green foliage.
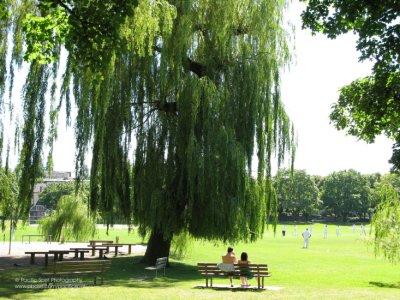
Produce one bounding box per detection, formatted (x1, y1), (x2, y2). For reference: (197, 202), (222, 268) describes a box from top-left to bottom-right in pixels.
(321, 170), (371, 220)
(275, 169), (320, 218)
(301, 0), (400, 171)
(170, 230), (193, 260)
(23, 8), (69, 63)
(39, 193), (96, 242)
(37, 181), (88, 210)
(330, 75), (400, 143)
(372, 185), (400, 263)
(0, 169), (19, 230)
(2, 1), (295, 261)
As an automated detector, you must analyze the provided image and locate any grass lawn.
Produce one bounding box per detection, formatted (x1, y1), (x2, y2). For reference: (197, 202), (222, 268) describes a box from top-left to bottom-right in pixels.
(1, 223), (399, 299)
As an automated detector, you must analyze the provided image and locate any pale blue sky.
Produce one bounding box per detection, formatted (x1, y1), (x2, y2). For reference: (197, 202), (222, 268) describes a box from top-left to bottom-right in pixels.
(277, 2), (393, 176)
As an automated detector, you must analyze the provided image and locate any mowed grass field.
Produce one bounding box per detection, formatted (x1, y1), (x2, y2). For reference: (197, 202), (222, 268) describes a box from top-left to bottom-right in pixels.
(1, 223), (400, 299)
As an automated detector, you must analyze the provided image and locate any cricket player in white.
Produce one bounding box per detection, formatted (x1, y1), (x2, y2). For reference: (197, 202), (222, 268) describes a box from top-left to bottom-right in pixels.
(302, 228), (311, 248)
(324, 225), (328, 239)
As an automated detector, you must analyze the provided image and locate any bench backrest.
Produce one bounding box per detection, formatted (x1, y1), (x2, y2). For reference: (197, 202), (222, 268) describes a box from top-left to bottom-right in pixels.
(198, 263), (269, 276)
(155, 257), (168, 269)
(48, 260), (112, 274)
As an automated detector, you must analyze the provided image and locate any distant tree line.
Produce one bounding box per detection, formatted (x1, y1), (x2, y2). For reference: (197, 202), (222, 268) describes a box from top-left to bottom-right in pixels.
(274, 169), (400, 222)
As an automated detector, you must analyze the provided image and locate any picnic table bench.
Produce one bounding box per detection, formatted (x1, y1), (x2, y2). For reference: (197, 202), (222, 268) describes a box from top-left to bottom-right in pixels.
(69, 248), (91, 260)
(86, 245), (109, 257)
(197, 262), (271, 289)
(48, 250), (72, 261)
(22, 234), (52, 244)
(88, 240), (113, 246)
(43, 260), (112, 285)
(101, 243), (138, 256)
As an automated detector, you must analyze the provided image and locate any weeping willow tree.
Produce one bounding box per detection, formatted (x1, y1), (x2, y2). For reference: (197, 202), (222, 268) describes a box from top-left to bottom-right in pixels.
(1, 0), (295, 263)
(371, 185), (400, 263)
(39, 193), (96, 242)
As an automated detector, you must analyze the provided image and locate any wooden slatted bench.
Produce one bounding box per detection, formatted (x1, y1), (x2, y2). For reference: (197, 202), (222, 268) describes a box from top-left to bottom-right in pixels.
(43, 260), (112, 285)
(197, 262), (271, 289)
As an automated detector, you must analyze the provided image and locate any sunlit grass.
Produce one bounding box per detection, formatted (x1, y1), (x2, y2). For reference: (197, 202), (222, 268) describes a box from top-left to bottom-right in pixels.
(1, 223), (399, 299)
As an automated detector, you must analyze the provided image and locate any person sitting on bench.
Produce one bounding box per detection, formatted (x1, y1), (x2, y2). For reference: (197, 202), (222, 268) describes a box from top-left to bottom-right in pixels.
(221, 246), (237, 287)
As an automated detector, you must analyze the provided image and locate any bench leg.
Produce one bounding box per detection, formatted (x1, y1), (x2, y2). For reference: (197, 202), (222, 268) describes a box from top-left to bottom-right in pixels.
(205, 277), (208, 288)
(30, 253), (35, 264)
(99, 249), (104, 258)
(92, 248), (95, 256)
(45, 254), (48, 266)
(80, 252), (85, 260)
(210, 277), (213, 287)
(74, 250), (79, 258)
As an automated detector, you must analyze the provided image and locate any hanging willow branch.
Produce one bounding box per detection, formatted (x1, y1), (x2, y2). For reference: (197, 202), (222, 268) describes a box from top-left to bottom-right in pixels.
(4, 0), (295, 246)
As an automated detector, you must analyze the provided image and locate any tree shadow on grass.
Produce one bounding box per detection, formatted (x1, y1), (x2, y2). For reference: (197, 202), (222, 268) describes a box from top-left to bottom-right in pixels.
(0, 254), (215, 297)
(369, 281), (400, 289)
(105, 255), (199, 288)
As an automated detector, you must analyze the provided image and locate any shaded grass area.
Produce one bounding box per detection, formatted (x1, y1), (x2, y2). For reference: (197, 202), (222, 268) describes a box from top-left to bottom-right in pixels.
(1, 223), (400, 299)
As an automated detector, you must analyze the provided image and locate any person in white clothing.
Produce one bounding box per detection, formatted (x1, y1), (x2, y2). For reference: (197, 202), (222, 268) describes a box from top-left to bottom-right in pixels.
(352, 224), (356, 232)
(293, 225), (298, 236)
(302, 228), (311, 248)
(323, 225), (328, 239)
(336, 225), (341, 237)
(360, 224), (366, 236)
(309, 224), (313, 234)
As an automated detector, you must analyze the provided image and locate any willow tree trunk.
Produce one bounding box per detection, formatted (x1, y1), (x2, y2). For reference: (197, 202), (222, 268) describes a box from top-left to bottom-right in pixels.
(142, 229), (172, 265)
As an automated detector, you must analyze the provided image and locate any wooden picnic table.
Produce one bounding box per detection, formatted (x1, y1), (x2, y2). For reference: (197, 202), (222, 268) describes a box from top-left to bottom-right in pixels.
(22, 234), (52, 244)
(89, 240), (113, 246)
(25, 251), (49, 265)
(101, 243), (138, 256)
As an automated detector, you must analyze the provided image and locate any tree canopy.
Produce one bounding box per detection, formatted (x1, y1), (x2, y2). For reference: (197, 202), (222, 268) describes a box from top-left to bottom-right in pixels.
(321, 169), (370, 221)
(0, 0), (295, 262)
(301, 0), (400, 171)
(275, 169), (319, 220)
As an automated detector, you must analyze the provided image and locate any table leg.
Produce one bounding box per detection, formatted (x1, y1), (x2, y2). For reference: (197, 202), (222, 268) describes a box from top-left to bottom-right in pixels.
(128, 245), (132, 254)
(80, 252), (85, 260)
(92, 247), (95, 256)
(53, 253), (58, 261)
(99, 249), (104, 258)
(59, 254), (64, 261)
(74, 250), (79, 258)
(114, 246), (118, 257)
(30, 253), (35, 264)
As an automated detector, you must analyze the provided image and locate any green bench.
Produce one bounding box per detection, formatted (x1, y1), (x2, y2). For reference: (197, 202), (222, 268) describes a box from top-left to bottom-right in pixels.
(43, 259), (112, 285)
